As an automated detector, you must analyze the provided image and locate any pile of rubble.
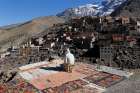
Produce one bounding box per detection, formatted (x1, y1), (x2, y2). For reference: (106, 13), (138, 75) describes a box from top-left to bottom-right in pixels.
(0, 70), (17, 83)
(114, 49), (138, 69)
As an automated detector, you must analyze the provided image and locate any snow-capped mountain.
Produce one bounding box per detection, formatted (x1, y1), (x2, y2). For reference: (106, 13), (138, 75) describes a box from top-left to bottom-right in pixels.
(57, 0), (127, 18)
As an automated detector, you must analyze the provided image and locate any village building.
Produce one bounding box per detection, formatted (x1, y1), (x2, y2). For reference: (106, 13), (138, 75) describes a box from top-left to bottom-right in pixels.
(122, 17), (130, 24)
(137, 20), (140, 32)
(100, 45), (113, 66)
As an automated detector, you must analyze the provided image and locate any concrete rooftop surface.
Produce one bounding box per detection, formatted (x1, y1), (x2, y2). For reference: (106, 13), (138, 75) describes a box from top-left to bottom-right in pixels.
(17, 59), (132, 93)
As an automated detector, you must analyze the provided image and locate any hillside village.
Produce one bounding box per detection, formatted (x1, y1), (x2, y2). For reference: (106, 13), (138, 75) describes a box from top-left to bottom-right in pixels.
(1, 0), (140, 92)
(5, 16), (140, 68)
(0, 15), (140, 92)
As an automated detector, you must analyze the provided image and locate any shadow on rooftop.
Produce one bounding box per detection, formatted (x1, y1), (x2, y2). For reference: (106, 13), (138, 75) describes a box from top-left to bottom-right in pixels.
(40, 65), (64, 71)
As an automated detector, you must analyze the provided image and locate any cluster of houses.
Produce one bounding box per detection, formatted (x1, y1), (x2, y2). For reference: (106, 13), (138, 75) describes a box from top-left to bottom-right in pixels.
(1, 16), (140, 69)
(62, 16), (140, 68)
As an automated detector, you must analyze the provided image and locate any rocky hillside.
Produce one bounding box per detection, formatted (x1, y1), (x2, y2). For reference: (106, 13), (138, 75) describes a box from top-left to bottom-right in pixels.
(0, 16), (65, 52)
(111, 0), (140, 17)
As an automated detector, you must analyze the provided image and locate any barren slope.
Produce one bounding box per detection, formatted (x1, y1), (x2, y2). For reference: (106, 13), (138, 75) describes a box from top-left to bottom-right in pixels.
(0, 16), (65, 52)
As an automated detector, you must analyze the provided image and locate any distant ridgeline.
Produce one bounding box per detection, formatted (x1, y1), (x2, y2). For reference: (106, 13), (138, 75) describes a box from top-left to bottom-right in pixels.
(111, 0), (140, 18)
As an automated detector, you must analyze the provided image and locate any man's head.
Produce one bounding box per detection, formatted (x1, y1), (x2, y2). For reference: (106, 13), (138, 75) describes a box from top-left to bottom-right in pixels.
(65, 48), (70, 54)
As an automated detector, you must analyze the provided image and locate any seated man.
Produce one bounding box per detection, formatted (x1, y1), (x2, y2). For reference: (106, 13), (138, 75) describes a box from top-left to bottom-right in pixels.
(64, 48), (75, 73)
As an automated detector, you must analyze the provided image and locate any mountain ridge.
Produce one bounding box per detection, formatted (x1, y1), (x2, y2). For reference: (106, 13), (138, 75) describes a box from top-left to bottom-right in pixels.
(111, 0), (140, 17)
(57, 0), (127, 18)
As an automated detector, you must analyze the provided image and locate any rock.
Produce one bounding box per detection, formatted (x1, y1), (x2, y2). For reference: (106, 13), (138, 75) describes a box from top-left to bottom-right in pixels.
(0, 70), (17, 83)
(0, 71), (4, 77)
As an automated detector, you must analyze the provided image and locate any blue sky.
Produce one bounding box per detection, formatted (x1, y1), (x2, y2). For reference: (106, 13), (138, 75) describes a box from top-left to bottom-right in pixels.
(0, 0), (103, 26)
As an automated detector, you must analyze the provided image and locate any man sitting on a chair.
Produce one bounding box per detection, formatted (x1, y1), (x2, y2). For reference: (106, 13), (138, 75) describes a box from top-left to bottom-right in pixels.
(64, 48), (75, 73)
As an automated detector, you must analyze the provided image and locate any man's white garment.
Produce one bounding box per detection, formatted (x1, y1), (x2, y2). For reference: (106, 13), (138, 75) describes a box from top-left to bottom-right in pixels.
(65, 49), (75, 65)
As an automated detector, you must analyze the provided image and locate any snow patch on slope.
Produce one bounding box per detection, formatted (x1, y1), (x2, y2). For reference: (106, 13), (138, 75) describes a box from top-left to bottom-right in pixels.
(57, 0), (127, 17)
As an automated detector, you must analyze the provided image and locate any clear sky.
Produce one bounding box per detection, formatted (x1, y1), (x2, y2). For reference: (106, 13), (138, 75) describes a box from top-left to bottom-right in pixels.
(0, 0), (103, 26)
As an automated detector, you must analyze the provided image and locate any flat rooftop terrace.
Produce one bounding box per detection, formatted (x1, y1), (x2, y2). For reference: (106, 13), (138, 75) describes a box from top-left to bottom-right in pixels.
(18, 59), (132, 93)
